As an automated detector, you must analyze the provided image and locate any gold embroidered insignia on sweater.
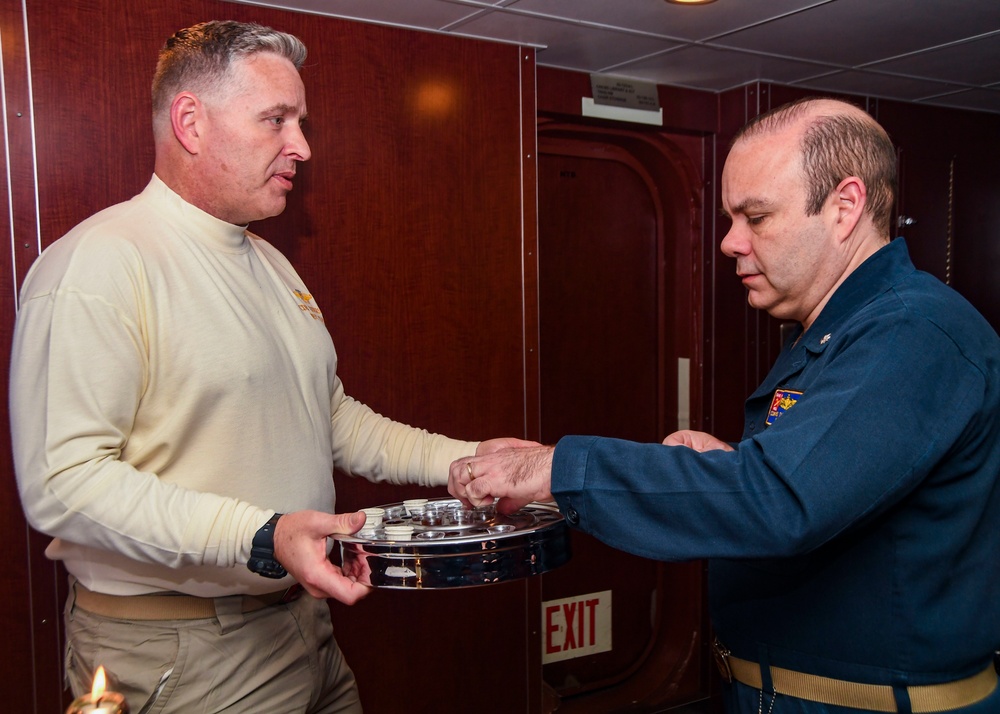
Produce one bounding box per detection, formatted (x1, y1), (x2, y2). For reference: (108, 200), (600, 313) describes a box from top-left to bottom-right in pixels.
(293, 289), (324, 322)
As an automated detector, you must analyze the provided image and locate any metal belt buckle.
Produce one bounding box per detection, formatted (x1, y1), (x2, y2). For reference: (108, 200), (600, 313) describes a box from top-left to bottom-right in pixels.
(712, 637), (733, 683)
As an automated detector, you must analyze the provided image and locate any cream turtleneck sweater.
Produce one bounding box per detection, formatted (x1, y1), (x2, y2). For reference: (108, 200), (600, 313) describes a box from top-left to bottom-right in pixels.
(11, 174), (477, 596)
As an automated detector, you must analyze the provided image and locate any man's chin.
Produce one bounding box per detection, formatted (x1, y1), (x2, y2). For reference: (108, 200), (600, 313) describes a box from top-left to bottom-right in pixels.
(246, 200), (288, 224)
(745, 292), (776, 313)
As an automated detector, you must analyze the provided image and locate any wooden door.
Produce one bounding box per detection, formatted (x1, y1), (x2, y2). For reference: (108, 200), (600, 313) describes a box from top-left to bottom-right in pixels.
(536, 127), (711, 712)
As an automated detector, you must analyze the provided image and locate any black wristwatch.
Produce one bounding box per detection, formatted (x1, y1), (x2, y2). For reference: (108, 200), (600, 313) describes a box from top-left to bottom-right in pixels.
(247, 513), (287, 579)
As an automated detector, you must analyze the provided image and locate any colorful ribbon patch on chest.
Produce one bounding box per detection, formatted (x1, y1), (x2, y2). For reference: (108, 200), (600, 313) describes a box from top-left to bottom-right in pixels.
(765, 388), (803, 427)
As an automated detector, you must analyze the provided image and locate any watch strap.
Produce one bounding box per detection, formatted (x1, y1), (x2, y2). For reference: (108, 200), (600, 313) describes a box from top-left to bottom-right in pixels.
(247, 512), (287, 579)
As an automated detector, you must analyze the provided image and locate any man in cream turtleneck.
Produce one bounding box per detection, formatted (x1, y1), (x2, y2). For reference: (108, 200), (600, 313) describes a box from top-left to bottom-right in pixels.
(9, 20), (528, 713)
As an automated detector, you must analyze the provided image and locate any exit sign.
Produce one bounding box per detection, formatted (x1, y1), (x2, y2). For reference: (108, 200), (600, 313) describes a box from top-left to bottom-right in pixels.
(541, 590), (612, 663)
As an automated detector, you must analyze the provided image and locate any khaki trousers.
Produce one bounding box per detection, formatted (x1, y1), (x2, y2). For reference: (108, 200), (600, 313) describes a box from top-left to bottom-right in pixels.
(65, 584), (362, 713)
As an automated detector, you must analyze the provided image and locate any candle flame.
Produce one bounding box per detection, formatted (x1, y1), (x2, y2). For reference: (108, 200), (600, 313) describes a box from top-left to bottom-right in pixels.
(91, 665), (107, 698)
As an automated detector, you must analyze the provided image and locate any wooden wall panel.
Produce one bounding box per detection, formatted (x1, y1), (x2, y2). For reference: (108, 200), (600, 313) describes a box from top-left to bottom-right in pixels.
(873, 101), (1000, 331)
(9, 0), (534, 710)
(1, 2), (66, 711)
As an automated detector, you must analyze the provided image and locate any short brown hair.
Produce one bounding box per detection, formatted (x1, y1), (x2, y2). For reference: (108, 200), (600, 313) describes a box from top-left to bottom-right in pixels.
(734, 97), (897, 235)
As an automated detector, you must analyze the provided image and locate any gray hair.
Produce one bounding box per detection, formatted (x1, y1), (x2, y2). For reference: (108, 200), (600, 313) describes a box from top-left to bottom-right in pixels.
(151, 20), (307, 132)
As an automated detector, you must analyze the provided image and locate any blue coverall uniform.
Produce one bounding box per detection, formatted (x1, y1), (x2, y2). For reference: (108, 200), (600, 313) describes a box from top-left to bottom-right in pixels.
(551, 239), (1000, 712)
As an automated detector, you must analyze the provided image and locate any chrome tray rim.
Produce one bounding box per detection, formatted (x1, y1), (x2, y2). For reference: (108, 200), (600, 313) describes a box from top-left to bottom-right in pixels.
(334, 499), (571, 589)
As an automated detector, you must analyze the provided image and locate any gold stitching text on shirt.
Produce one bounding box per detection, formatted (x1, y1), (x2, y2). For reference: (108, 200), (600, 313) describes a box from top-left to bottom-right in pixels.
(293, 289), (324, 322)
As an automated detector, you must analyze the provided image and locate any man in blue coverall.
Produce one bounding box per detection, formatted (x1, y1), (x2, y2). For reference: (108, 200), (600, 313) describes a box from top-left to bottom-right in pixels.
(449, 97), (1000, 713)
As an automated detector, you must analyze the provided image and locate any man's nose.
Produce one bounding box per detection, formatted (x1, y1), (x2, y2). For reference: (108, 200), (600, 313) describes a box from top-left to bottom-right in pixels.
(288, 125), (311, 162)
(720, 225), (744, 258)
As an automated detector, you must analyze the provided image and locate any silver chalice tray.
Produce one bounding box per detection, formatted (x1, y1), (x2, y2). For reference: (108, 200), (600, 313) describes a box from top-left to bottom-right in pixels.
(333, 498), (570, 589)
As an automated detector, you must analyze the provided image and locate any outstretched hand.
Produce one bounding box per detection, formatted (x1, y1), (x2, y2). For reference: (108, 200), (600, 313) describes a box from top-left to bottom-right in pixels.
(661, 430), (734, 453)
(448, 445), (555, 514)
(476, 437), (541, 455)
(272, 510), (373, 605)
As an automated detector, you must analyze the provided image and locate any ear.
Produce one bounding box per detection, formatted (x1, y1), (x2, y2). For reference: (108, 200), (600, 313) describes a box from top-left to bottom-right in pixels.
(829, 176), (867, 242)
(170, 92), (203, 155)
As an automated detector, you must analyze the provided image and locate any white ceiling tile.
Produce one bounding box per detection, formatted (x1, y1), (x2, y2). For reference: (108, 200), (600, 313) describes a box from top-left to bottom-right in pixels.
(230, 0), (483, 32)
(454, 10), (680, 69)
(227, 0), (1000, 114)
(607, 45), (835, 92)
(919, 88), (1000, 113)
(866, 33), (1000, 86)
(792, 69), (967, 102)
(502, 0), (820, 40)
(711, 0), (1000, 68)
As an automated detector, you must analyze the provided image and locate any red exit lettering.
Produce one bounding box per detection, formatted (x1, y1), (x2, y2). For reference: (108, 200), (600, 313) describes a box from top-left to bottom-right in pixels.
(545, 597), (600, 654)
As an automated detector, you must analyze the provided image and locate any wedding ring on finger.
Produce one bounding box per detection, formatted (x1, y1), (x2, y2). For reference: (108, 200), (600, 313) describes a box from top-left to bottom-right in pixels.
(466, 462), (476, 480)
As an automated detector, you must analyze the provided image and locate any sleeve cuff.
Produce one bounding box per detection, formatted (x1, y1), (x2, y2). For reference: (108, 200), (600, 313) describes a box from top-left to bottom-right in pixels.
(551, 435), (600, 527)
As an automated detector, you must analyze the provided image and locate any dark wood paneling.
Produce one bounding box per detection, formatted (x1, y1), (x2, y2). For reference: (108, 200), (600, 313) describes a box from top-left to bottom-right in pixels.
(873, 101), (1000, 331)
(707, 87), (772, 443)
(1, 2), (65, 711)
(522, 49), (542, 444)
(518, 49), (546, 713)
(951, 153), (1000, 331)
(538, 150), (659, 443)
